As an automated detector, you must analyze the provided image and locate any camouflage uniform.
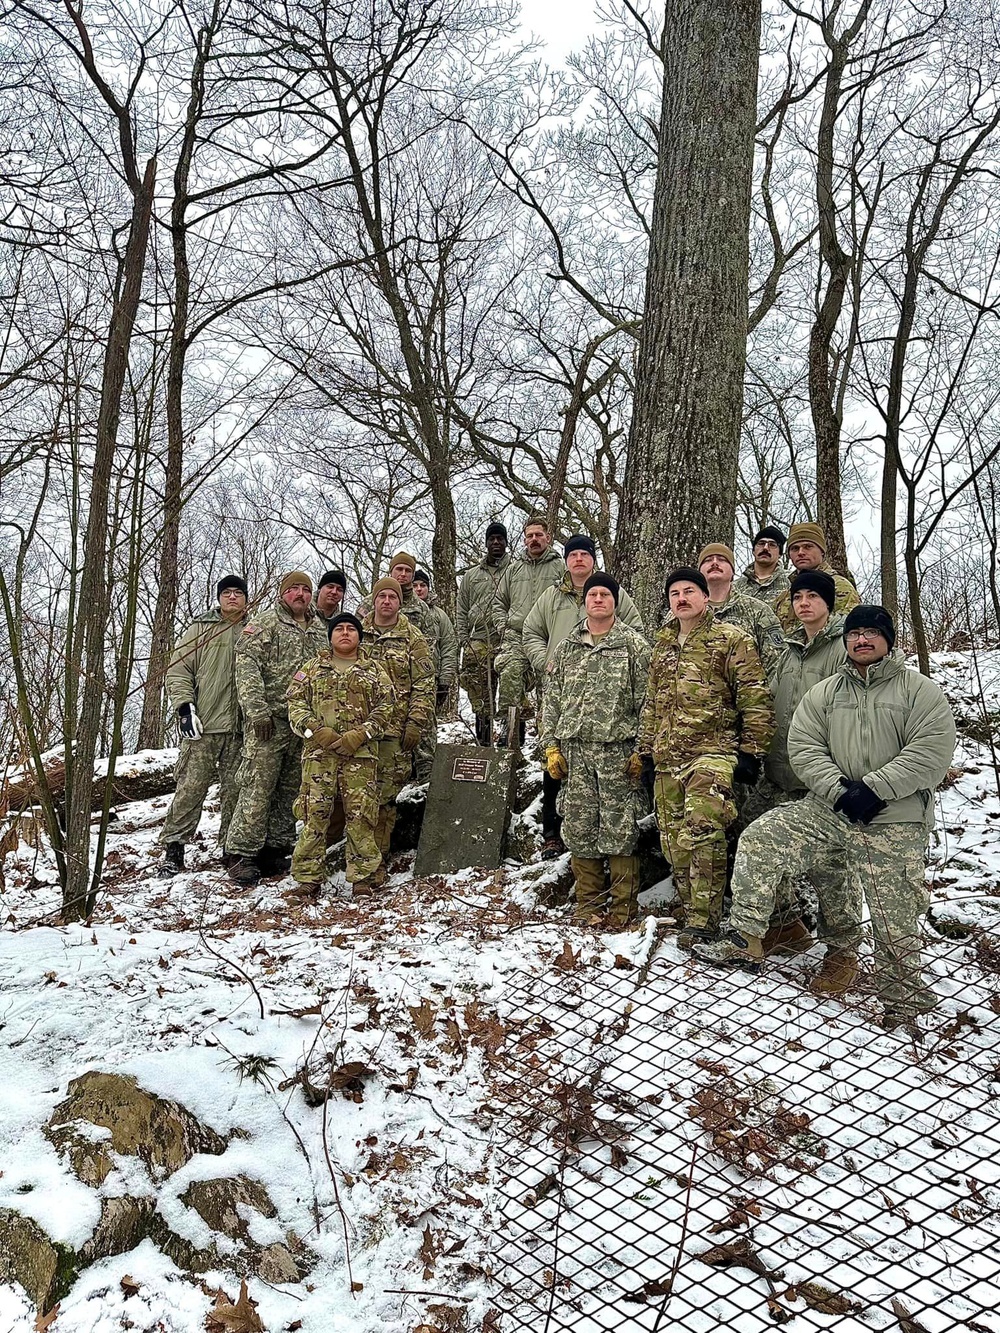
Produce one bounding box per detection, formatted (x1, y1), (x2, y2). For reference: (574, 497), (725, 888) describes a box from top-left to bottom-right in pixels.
(637, 610), (774, 928)
(360, 612), (436, 856)
(286, 653), (394, 887)
(732, 563), (790, 607)
(493, 547), (564, 718)
(225, 601), (328, 858)
(456, 553), (511, 722)
(774, 561), (859, 632)
(414, 593), (458, 782)
(161, 610), (245, 847)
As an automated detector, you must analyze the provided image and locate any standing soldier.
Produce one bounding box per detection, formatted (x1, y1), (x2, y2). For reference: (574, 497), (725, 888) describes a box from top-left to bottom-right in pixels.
(773, 523), (860, 631)
(524, 533), (644, 858)
(225, 572), (328, 885)
(285, 613), (394, 900)
(493, 515), (563, 744)
(692, 543), (785, 682)
(697, 606), (955, 1037)
(361, 577), (436, 865)
(456, 521), (511, 745)
(412, 568), (459, 780)
(733, 526), (790, 606)
(637, 567), (775, 949)
(542, 574), (651, 927)
(314, 570), (348, 632)
(158, 575), (249, 877)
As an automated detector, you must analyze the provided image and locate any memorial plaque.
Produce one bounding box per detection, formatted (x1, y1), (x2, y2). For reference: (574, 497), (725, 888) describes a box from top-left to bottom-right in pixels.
(414, 742), (517, 876)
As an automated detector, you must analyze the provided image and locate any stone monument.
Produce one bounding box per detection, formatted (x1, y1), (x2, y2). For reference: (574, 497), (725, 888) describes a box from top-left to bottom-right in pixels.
(414, 743), (517, 876)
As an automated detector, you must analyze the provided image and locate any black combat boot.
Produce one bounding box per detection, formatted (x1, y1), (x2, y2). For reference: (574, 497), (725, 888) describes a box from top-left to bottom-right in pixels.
(227, 855), (261, 886)
(258, 844), (292, 877)
(474, 714), (492, 747)
(157, 842), (184, 879)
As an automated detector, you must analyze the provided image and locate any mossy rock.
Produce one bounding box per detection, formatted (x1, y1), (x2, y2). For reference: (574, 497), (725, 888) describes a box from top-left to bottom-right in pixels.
(0, 1208), (78, 1311)
(179, 1176), (307, 1281)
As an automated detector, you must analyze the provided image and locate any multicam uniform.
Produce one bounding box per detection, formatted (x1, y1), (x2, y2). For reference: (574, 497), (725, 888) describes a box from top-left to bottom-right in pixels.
(161, 609), (245, 847)
(728, 651), (956, 1017)
(359, 586), (441, 780)
(360, 612), (436, 856)
(414, 593), (458, 781)
(773, 562), (859, 632)
(285, 654), (394, 888)
(637, 610), (774, 929)
(456, 552), (511, 726)
(732, 563), (790, 607)
(225, 601), (328, 859)
(492, 547), (563, 719)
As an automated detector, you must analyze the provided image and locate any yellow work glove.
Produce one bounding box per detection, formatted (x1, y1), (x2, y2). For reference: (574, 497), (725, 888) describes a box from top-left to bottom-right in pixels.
(401, 721), (422, 752)
(332, 728), (367, 757)
(546, 746), (569, 780)
(625, 751), (644, 785)
(312, 726), (339, 749)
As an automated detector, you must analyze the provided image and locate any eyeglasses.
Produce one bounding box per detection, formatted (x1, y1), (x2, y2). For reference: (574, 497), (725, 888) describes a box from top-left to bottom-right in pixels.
(845, 629), (884, 641)
(754, 540), (779, 550)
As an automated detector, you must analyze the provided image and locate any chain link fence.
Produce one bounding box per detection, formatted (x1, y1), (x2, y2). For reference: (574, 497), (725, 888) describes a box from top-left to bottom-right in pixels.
(485, 919), (1000, 1333)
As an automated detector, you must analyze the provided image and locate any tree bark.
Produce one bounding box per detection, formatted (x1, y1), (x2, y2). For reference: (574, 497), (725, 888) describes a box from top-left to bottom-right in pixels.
(615, 0), (761, 626)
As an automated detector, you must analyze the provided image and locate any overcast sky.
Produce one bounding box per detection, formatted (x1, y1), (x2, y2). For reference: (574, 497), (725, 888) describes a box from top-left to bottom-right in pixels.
(518, 0), (596, 59)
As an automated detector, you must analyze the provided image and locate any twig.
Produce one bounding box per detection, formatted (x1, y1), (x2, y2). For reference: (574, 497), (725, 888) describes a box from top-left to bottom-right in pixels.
(197, 928), (265, 1020)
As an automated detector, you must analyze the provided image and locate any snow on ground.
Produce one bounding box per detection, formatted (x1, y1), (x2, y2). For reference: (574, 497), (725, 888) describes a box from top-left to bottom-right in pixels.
(1, 660), (999, 1332)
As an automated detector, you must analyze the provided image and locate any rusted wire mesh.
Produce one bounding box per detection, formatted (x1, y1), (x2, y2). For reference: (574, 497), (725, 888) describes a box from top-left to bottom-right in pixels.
(485, 921), (1000, 1333)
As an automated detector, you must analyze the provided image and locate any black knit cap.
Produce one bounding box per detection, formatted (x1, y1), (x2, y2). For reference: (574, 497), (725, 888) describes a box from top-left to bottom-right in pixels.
(217, 574), (248, 599)
(664, 566), (709, 597)
(327, 611), (363, 641)
(564, 533), (597, 560)
(318, 569), (347, 592)
(582, 571), (619, 605)
(485, 521), (508, 541)
(844, 604), (895, 650)
(753, 524), (786, 552)
(413, 569), (431, 584)
(790, 569), (836, 611)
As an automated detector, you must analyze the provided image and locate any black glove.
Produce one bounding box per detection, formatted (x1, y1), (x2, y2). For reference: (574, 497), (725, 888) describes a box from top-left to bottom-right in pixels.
(733, 751), (760, 786)
(641, 755), (656, 794)
(253, 716), (274, 743)
(177, 702), (203, 741)
(834, 778), (887, 825)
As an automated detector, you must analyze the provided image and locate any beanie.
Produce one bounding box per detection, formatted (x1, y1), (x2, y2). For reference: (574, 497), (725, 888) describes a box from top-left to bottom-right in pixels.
(790, 569), (836, 611)
(787, 522), (827, 553)
(697, 542), (736, 571)
(486, 521), (508, 541)
(279, 570), (313, 595)
(388, 551), (417, 573)
(844, 604), (895, 650)
(664, 566), (709, 598)
(327, 611), (363, 641)
(753, 524), (786, 552)
(318, 569), (347, 592)
(413, 569), (431, 584)
(582, 572), (619, 605)
(564, 534), (597, 560)
(372, 576), (403, 602)
(216, 574), (248, 599)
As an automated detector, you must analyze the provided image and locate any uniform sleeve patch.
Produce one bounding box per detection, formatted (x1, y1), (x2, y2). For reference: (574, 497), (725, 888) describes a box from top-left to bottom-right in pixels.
(243, 625), (261, 635)
(293, 670), (308, 681)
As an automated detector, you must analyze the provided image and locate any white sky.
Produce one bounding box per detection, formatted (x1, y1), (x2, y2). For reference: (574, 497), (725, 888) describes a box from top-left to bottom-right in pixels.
(517, 0), (597, 59)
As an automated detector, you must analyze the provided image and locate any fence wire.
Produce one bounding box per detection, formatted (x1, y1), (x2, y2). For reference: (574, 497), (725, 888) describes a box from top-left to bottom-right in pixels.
(486, 922), (1000, 1333)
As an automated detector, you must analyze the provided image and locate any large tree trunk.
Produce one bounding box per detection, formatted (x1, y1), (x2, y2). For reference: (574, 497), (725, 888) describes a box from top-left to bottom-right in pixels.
(615, 0), (761, 626)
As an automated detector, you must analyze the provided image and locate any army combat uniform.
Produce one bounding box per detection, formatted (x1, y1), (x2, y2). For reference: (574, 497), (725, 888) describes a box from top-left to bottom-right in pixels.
(456, 551), (511, 741)
(285, 653), (394, 889)
(414, 592), (458, 782)
(360, 612), (436, 859)
(493, 546), (563, 721)
(732, 563), (790, 607)
(225, 600), (328, 861)
(774, 561), (859, 632)
(541, 619), (651, 925)
(359, 584), (441, 780)
(637, 610), (774, 930)
(161, 609), (245, 848)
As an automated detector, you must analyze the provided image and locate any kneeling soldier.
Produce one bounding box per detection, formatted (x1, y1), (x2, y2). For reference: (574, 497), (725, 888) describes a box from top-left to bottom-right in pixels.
(286, 613), (394, 899)
(541, 573), (651, 927)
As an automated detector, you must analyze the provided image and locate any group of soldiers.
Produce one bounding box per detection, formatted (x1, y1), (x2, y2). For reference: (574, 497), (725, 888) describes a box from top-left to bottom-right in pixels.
(158, 515), (956, 1034)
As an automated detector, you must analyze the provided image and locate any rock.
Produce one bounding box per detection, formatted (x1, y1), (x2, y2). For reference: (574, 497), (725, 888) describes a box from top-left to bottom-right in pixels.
(0, 1208), (77, 1312)
(415, 744), (517, 875)
(180, 1176), (307, 1281)
(45, 1072), (227, 1185)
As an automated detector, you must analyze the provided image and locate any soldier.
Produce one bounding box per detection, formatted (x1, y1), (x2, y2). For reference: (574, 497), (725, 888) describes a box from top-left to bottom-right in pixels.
(285, 613), (394, 900)
(696, 605), (956, 1037)
(456, 521), (511, 745)
(733, 526), (790, 606)
(493, 515), (563, 743)
(542, 574), (651, 927)
(361, 577), (436, 865)
(412, 568), (459, 781)
(637, 567), (775, 949)
(158, 575), (249, 876)
(691, 543), (784, 682)
(225, 571), (329, 885)
(314, 569), (347, 632)
(524, 533), (644, 859)
(773, 523), (860, 631)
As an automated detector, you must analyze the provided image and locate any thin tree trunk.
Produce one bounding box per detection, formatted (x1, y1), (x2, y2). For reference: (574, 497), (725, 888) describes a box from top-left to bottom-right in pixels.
(902, 484), (930, 676)
(615, 0), (761, 626)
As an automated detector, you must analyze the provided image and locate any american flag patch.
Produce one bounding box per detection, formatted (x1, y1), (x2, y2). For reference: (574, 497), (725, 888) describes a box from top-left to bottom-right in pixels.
(293, 670), (307, 681)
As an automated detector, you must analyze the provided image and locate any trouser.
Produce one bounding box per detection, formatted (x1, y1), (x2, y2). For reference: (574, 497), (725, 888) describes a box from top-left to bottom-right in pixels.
(728, 798), (936, 1016)
(375, 737), (410, 859)
(461, 640), (499, 721)
(414, 724), (437, 784)
(496, 638), (535, 720)
(560, 738), (643, 857)
(225, 719), (301, 856)
(292, 755), (380, 886)
(541, 771), (562, 841)
(655, 756), (737, 928)
(160, 731), (242, 846)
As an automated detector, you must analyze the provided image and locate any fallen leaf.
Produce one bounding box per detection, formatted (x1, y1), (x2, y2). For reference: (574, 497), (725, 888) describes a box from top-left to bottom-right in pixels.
(408, 998), (437, 1038)
(892, 1298), (930, 1333)
(35, 1306), (59, 1331)
(613, 954), (633, 970)
(120, 1273), (141, 1297)
(205, 1280), (264, 1332)
(554, 941), (580, 971)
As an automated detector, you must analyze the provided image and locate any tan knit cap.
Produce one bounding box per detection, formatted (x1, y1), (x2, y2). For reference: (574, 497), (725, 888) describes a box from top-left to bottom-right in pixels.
(372, 576), (403, 601)
(388, 551), (417, 573)
(787, 522), (827, 552)
(279, 570), (313, 595)
(697, 543), (736, 571)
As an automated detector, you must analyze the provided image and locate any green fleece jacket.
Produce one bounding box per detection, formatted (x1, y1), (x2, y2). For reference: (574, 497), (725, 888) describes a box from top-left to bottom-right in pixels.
(787, 650), (956, 826)
(164, 610), (245, 734)
(765, 614), (846, 792)
(523, 573), (645, 672)
(492, 546), (564, 642)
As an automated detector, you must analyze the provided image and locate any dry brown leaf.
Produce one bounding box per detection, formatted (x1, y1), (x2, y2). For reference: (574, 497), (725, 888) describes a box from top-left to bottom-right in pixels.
(613, 953), (633, 970)
(408, 998), (437, 1037)
(554, 941), (580, 971)
(35, 1306), (59, 1331)
(120, 1273), (141, 1297)
(205, 1280), (264, 1332)
(892, 1298), (930, 1333)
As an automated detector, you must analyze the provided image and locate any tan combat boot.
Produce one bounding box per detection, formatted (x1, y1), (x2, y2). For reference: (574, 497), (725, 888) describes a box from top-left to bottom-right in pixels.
(571, 857), (606, 922)
(607, 855), (640, 929)
(763, 918), (814, 957)
(809, 948), (858, 997)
